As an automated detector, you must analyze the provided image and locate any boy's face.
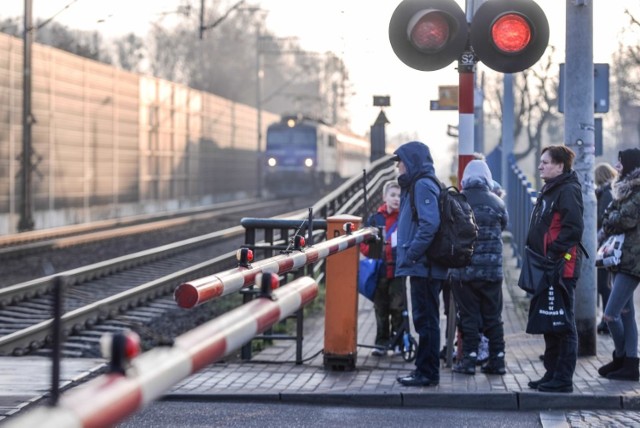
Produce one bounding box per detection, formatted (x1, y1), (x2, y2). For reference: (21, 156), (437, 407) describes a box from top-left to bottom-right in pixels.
(384, 187), (401, 211)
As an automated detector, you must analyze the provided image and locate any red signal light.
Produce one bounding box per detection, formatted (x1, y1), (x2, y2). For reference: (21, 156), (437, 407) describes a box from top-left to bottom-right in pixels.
(124, 331), (141, 359)
(389, 0), (467, 72)
(294, 235), (306, 249)
(409, 11), (450, 53)
(470, 0), (549, 73)
(491, 13), (531, 54)
(236, 248), (254, 268)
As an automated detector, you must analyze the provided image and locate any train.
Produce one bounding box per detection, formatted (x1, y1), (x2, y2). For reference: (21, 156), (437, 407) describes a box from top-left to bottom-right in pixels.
(263, 115), (370, 197)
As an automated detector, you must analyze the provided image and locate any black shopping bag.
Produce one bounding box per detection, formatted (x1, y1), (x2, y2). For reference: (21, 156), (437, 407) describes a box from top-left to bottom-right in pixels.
(526, 282), (573, 335)
(518, 246), (563, 294)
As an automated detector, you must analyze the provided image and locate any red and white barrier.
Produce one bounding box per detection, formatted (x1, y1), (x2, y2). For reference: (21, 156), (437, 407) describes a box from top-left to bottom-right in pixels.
(174, 226), (378, 309)
(4, 277), (318, 428)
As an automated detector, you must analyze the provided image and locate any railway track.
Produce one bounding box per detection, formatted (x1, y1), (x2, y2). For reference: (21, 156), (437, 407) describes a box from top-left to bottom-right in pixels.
(0, 203), (313, 357)
(0, 159), (396, 359)
(0, 198), (292, 259)
(0, 197), (315, 288)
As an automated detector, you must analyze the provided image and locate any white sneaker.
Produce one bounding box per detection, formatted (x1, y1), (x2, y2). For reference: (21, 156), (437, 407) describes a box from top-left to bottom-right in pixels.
(371, 348), (387, 357)
(392, 346), (403, 357)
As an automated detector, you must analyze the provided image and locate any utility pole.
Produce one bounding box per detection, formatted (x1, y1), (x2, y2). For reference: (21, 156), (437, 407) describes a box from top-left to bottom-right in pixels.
(565, 0), (596, 356)
(500, 73), (514, 196)
(19, 0), (34, 232)
(256, 26), (263, 198)
(457, 0), (483, 185)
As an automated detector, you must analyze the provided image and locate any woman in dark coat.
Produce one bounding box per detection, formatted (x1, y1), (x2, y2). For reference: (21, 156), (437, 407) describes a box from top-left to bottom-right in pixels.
(597, 148), (640, 382)
(525, 145), (584, 394)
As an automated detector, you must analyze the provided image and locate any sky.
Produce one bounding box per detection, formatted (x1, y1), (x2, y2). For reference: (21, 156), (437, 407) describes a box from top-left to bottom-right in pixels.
(1, 0), (634, 174)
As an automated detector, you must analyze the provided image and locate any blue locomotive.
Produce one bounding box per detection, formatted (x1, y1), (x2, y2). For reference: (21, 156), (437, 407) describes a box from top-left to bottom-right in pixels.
(264, 115), (370, 197)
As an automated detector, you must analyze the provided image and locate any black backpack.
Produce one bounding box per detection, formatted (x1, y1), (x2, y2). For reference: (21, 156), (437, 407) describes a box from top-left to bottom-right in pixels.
(409, 174), (478, 268)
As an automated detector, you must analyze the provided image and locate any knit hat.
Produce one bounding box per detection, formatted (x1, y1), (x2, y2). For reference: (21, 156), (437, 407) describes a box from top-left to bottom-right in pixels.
(618, 148), (640, 180)
(461, 159), (493, 188)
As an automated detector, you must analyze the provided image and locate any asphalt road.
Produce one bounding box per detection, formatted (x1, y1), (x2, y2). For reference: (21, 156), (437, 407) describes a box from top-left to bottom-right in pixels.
(116, 401), (544, 428)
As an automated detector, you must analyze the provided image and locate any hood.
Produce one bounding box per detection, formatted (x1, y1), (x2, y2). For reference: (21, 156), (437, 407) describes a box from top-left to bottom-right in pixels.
(613, 166), (640, 201)
(461, 159), (492, 189)
(619, 148), (640, 181)
(393, 141), (435, 187)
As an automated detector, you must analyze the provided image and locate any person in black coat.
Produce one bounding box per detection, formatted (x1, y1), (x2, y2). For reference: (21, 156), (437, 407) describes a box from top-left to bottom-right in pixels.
(525, 145), (584, 394)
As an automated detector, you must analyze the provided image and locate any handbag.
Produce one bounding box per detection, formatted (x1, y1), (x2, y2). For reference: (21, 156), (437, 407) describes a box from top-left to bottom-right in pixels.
(518, 246), (564, 295)
(358, 257), (384, 301)
(595, 234), (624, 268)
(357, 222), (397, 301)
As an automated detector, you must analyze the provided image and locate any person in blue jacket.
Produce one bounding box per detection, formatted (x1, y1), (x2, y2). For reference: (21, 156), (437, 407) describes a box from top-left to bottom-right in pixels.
(392, 141), (447, 387)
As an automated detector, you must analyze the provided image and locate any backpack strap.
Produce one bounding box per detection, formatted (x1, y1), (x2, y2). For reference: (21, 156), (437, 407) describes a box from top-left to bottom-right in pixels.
(385, 222), (397, 240)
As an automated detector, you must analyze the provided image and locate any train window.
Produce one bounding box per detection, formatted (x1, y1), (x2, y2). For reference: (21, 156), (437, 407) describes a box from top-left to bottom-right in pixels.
(267, 128), (316, 149)
(328, 135), (337, 147)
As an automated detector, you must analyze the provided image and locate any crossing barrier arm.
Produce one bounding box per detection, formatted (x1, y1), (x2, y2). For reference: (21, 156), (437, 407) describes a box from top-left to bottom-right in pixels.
(4, 276), (320, 428)
(174, 226), (379, 309)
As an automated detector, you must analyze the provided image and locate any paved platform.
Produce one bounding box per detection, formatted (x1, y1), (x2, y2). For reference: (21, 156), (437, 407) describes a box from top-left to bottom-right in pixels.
(1, 244), (640, 424)
(0, 357), (104, 422)
(165, 247), (640, 411)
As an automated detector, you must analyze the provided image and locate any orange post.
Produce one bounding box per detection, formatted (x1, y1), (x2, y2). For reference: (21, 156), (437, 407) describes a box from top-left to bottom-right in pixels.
(323, 214), (362, 371)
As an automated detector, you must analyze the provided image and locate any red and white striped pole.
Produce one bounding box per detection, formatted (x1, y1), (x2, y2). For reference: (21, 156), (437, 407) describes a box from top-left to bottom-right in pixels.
(4, 276), (319, 428)
(174, 226), (378, 309)
(457, 56), (475, 187)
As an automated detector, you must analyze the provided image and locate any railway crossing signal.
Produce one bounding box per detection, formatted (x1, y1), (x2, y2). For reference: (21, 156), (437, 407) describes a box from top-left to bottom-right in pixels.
(389, 0), (550, 73)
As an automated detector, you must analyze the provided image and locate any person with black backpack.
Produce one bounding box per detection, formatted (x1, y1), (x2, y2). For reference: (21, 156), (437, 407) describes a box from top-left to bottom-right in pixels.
(449, 159), (509, 376)
(392, 141), (447, 387)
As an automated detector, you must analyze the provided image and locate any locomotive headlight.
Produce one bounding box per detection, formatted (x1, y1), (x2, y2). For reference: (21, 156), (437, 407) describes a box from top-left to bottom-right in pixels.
(304, 158), (314, 167)
(267, 157), (277, 167)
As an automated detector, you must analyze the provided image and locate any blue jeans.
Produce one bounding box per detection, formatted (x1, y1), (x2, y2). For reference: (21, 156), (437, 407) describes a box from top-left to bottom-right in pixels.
(605, 272), (640, 358)
(409, 276), (442, 382)
(543, 278), (577, 383)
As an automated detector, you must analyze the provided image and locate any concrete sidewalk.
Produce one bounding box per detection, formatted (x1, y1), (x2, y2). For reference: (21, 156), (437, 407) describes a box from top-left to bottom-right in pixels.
(165, 245), (640, 410)
(2, 242), (640, 424)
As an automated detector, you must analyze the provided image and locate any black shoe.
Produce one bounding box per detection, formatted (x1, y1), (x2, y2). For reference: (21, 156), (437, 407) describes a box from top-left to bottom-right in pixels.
(598, 351), (625, 377)
(481, 355), (506, 375)
(597, 320), (610, 335)
(606, 357), (640, 381)
(397, 371), (438, 387)
(439, 346), (448, 360)
(528, 374), (553, 389)
(537, 379), (573, 393)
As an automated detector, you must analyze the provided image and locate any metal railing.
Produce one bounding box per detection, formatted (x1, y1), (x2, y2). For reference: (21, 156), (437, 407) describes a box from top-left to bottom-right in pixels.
(505, 154), (537, 266)
(228, 156), (397, 362)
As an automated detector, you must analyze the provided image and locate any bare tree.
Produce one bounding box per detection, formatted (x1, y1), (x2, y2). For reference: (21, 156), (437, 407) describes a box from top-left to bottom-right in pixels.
(1, 16), (111, 63)
(1, 4), (353, 132)
(484, 47), (561, 188)
(113, 33), (146, 73)
(611, 8), (640, 152)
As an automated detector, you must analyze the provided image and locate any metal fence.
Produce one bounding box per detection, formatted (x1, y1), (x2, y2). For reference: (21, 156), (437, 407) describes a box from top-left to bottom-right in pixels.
(505, 154), (537, 266)
(0, 33), (279, 233)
